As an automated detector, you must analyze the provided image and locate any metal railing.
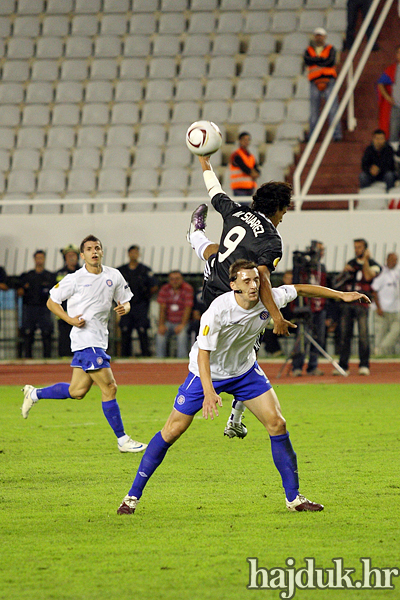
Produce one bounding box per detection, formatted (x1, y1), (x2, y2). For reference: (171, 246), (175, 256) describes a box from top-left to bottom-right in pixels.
(293, 0), (395, 208)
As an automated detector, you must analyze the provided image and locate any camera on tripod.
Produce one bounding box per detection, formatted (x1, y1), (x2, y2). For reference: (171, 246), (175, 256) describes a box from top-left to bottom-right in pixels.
(292, 240), (321, 273)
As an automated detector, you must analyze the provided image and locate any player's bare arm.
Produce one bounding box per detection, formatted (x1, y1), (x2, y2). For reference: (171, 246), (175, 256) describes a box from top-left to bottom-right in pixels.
(295, 284), (371, 303)
(258, 265), (296, 336)
(46, 297), (85, 327)
(114, 301), (130, 316)
(198, 348), (223, 420)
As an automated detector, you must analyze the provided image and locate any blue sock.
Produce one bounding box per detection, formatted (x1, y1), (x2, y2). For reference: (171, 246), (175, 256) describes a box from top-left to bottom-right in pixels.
(37, 382), (72, 399)
(270, 431), (299, 502)
(102, 399), (125, 438)
(128, 431), (171, 499)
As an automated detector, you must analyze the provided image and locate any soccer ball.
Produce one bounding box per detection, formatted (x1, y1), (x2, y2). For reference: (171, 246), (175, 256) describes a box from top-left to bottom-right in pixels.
(186, 120), (223, 156)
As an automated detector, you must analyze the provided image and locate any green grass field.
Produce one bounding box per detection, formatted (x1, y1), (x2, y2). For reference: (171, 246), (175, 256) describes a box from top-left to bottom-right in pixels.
(1, 383), (399, 600)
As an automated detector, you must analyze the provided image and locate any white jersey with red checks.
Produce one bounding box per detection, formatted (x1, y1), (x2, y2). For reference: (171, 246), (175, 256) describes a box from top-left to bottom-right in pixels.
(189, 285), (297, 380)
(50, 265), (132, 352)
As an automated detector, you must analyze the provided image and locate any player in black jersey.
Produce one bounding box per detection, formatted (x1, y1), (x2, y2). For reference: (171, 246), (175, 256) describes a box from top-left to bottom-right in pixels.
(187, 155), (296, 438)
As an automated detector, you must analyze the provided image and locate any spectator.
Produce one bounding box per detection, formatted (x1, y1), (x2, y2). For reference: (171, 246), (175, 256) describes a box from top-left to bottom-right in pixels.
(187, 285), (207, 347)
(344, 0), (379, 51)
(359, 129), (396, 192)
(377, 46), (400, 141)
(335, 239), (380, 375)
(117, 245), (158, 357)
(156, 271), (194, 358)
(229, 132), (260, 197)
(55, 244), (80, 357)
(292, 242), (327, 376)
(18, 250), (56, 358)
(304, 28), (342, 141)
(371, 252), (400, 355)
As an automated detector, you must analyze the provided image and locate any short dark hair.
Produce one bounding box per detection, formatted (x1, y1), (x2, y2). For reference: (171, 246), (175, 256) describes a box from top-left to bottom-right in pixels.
(128, 244), (139, 252)
(229, 259), (258, 281)
(239, 131), (251, 140)
(80, 234), (102, 253)
(373, 129), (386, 136)
(354, 238), (368, 248)
(33, 249), (46, 257)
(251, 181), (292, 217)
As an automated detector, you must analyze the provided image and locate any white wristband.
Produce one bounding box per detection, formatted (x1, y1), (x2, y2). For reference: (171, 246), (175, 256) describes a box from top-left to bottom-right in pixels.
(203, 169), (224, 199)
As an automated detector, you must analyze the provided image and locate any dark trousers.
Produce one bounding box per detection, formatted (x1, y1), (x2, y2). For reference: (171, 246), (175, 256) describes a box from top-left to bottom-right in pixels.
(21, 305), (53, 358)
(292, 309), (326, 372)
(338, 303), (370, 369)
(345, 0), (374, 49)
(119, 302), (151, 357)
(58, 319), (73, 357)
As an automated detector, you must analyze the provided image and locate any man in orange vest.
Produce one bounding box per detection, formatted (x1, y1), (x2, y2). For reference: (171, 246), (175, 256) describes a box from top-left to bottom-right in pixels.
(304, 28), (342, 141)
(229, 131), (260, 196)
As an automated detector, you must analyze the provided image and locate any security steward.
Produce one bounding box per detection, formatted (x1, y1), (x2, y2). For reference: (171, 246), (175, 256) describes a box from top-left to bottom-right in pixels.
(229, 131), (260, 197)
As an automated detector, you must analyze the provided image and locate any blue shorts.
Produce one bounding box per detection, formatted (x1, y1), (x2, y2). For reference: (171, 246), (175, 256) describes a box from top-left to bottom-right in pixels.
(173, 362), (272, 416)
(70, 347), (111, 372)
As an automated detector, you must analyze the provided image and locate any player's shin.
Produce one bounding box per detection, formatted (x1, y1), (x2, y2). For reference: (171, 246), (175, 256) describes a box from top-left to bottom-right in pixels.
(102, 399), (125, 438)
(36, 382), (72, 399)
(128, 431), (171, 499)
(228, 399), (245, 425)
(270, 432), (299, 502)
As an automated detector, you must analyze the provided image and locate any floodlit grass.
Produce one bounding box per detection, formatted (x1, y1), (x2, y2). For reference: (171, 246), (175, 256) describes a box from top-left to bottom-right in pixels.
(1, 383), (399, 600)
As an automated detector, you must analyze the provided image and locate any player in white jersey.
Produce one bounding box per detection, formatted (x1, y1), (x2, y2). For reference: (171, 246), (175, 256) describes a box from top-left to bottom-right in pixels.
(117, 259), (370, 515)
(21, 235), (147, 454)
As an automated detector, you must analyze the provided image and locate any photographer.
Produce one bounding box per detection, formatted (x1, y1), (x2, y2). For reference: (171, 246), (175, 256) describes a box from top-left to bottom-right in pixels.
(335, 239), (380, 375)
(292, 241), (327, 376)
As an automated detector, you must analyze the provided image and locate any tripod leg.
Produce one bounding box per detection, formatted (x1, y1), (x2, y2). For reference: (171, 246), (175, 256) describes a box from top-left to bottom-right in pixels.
(304, 331), (348, 376)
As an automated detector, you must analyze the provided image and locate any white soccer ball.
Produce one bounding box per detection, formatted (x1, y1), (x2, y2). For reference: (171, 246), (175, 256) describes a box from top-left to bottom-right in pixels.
(186, 120), (223, 156)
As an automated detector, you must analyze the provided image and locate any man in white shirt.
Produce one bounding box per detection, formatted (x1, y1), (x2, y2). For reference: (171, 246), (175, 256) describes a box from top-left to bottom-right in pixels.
(117, 259), (369, 515)
(21, 234), (147, 454)
(372, 252), (400, 355)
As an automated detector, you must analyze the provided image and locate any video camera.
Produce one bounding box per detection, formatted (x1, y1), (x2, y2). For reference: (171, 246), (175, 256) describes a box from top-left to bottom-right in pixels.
(292, 240), (321, 271)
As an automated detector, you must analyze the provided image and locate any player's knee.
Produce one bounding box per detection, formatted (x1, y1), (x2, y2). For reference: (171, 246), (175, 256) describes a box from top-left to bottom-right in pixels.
(268, 415), (286, 435)
(69, 387), (86, 400)
(162, 421), (185, 444)
(108, 381), (118, 398)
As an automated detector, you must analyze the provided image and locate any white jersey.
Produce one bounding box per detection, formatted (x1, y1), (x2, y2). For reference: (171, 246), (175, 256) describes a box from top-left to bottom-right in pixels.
(189, 285), (297, 380)
(50, 265), (132, 352)
(371, 265), (400, 312)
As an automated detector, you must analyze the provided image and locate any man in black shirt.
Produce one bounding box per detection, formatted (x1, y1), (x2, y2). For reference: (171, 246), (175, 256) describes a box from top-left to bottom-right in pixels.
(187, 155), (296, 437)
(18, 250), (56, 358)
(359, 129), (396, 192)
(55, 244), (80, 357)
(117, 245), (158, 357)
(334, 238), (380, 375)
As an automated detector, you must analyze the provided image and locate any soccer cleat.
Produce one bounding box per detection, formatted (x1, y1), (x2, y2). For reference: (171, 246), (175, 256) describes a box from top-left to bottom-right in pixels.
(117, 495), (138, 515)
(21, 385), (37, 419)
(286, 494), (324, 512)
(224, 420), (248, 439)
(186, 203), (208, 244)
(118, 437), (147, 453)
(358, 366), (370, 376)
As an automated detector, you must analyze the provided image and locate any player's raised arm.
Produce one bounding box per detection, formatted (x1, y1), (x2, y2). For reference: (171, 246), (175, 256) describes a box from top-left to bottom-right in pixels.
(258, 265), (297, 336)
(295, 284), (371, 303)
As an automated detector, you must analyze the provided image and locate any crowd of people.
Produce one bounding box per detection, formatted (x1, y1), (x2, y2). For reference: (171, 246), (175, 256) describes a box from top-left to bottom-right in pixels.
(0, 238), (398, 366)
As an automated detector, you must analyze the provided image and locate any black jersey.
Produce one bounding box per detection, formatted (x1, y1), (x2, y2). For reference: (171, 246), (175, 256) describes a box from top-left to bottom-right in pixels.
(202, 192), (283, 308)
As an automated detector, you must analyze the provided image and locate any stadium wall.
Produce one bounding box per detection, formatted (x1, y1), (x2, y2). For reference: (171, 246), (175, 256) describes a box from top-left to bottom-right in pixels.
(1, 209), (399, 274)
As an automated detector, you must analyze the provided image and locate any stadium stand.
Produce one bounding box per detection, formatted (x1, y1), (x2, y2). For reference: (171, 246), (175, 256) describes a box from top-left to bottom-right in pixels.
(0, 0), (350, 207)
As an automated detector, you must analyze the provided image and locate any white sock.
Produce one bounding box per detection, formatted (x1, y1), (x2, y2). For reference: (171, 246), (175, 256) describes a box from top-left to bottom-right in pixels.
(31, 388), (38, 401)
(229, 401), (245, 424)
(118, 434), (129, 446)
(190, 230), (212, 261)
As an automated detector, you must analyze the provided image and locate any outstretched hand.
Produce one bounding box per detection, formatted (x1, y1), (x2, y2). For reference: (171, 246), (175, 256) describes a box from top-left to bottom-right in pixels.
(273, 317), (297, 336)
(342, 291), (371, 303)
